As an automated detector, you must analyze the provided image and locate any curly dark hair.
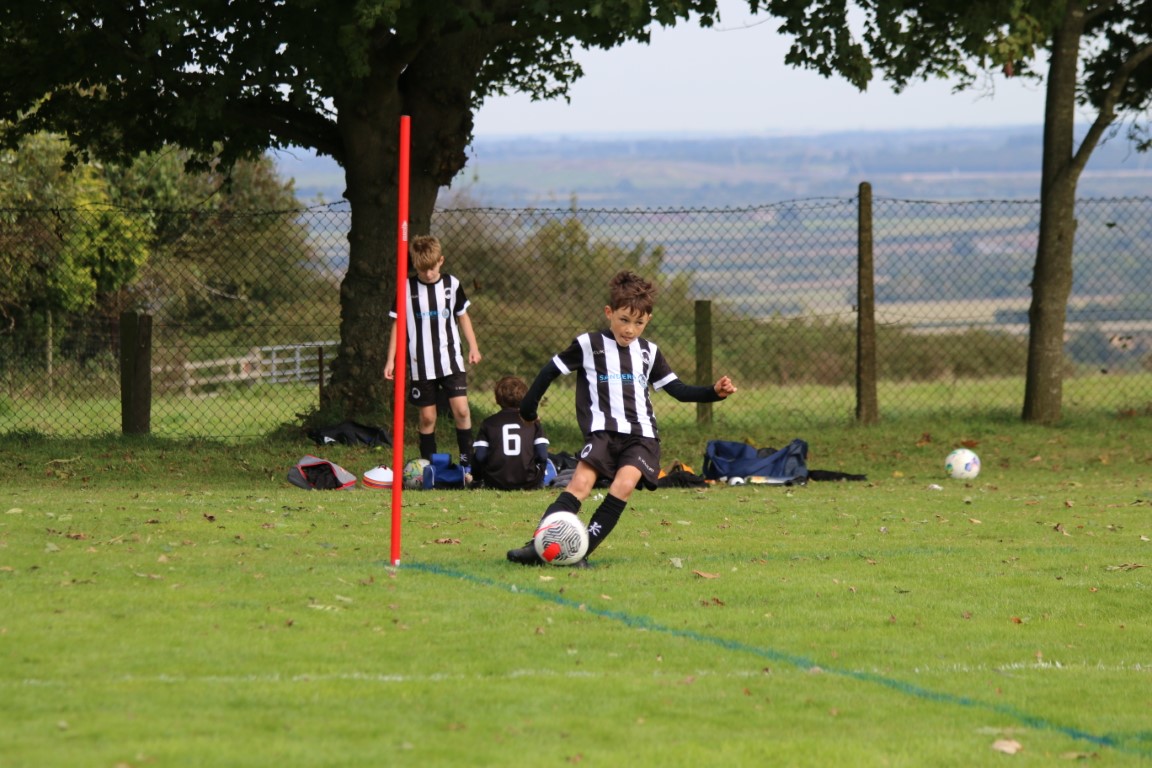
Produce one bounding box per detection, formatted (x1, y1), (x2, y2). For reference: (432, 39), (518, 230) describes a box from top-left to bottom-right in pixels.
(493, 375), (528, 409)
(608, 270), (656, 315)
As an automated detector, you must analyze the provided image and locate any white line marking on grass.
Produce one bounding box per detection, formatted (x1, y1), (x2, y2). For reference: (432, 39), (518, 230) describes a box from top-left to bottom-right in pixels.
(9, 660), (1149, 691)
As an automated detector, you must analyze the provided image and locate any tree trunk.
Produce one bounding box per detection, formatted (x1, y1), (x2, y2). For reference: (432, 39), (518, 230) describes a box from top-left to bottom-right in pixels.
(322, 88), (402, 418)
(321, 37), (485, 420)
(1022, 2), (1085, 425)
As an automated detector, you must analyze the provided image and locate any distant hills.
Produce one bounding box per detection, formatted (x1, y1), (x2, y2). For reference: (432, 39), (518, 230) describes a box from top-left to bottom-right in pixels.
(276, 126), (1152, 209)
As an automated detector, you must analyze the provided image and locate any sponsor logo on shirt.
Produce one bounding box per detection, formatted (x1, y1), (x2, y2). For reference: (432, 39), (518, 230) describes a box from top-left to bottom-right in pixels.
(598, 372), (648, 386)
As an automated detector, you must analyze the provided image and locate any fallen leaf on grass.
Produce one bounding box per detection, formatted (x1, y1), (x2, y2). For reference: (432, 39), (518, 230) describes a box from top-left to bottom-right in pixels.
(992, 738), (1023, 755)
(968, 518), (982, 524)
(692, 570), (719, 579)
(1105, 563), (1144, 571)
(1054, 523), (1070, 536)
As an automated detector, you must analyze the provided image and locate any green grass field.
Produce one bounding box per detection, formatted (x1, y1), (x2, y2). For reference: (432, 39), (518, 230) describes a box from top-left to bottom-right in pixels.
(2, 415), (1151, 766)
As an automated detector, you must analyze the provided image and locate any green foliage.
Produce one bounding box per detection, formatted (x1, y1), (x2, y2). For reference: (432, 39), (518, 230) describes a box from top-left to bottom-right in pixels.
(763, 0), (1059, 89)
(0, 2), (723, 169)
(0, 0), (731, 414)
(759, 0), (1152, 423)
(1, 134), (319, 371)
(0, 133), (150, 358)
(443, 208), (686, 380)
(106, 147), (314, 333)
(442, 207), (1036, 391)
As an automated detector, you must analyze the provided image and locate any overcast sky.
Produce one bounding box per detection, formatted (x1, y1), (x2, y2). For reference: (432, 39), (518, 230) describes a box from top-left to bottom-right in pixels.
(473, 1), (1050, 138)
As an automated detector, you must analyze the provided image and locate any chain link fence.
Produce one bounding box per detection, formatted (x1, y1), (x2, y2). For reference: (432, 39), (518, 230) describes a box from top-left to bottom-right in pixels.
(2, 194), (1150, 440)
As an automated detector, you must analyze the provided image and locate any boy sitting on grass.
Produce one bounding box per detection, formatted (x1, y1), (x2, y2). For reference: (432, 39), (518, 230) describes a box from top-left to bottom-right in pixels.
(472, 375), (551, 490)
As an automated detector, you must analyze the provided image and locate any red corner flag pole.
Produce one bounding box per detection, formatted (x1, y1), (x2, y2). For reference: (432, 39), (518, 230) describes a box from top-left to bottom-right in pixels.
(390, 115), (411, 567)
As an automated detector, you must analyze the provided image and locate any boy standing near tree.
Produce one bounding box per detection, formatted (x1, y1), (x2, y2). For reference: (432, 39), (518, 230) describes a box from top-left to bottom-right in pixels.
(506, 270), (736, 567)
(384, 235), (482, 467)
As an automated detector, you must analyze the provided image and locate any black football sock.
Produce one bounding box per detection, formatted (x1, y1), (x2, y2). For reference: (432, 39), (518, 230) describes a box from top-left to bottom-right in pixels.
(584, 494), (626, 556)
(418, 432), (437, 460)
(456, 428), (473, 466)
(540, 491), (581, 522)
(521, 492), (582, 545)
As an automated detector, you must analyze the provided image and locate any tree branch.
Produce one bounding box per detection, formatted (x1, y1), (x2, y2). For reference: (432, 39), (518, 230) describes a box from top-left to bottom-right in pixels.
(1073, 39), (1152, 174)
(1082, 0), (1121, 24)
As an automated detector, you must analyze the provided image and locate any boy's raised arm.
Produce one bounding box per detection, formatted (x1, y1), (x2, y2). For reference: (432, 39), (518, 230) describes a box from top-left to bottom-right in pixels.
(520, 361), (562, 422)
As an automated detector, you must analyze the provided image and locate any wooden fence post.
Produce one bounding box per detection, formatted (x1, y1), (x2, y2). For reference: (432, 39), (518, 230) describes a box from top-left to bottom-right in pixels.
(318, 347), (326, 405)
(695, 299), (713, 426)
(120, 312), (152, 435)
(856, 182), (879, 424)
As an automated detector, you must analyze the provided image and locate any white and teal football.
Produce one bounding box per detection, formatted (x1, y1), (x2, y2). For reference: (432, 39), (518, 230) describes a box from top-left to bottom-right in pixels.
(533, 511), (589, 565)
(945, 448), (980, 480)
(402, 458), (431, 489)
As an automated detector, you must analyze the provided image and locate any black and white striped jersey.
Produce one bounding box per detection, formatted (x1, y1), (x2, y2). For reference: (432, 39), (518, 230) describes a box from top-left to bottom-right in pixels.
(552, 330), (677, 438)
(389, 274), (470, 382)
(473, 408), (550, 490)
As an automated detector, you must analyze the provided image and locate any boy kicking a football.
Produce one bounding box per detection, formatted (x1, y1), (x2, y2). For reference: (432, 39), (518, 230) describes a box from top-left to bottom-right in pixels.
(506, 270), (737, 567)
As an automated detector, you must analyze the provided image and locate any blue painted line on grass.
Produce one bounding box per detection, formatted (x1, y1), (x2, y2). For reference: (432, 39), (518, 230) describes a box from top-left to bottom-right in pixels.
(400, 560), (1150, 758)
